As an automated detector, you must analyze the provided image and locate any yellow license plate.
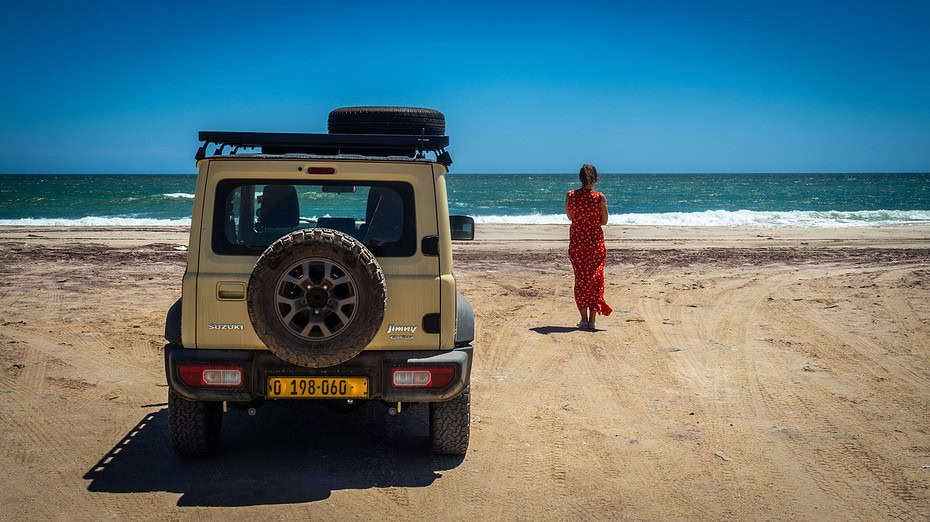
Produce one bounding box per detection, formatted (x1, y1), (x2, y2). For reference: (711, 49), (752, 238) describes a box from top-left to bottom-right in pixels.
(267, 376), (369, 398)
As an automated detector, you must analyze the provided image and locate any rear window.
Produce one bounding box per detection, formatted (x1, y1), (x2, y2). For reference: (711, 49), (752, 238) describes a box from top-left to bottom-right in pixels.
(212, 179), (416, 257)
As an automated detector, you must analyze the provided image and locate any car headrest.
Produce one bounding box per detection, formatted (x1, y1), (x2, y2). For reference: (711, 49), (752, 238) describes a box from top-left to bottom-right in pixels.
(365, 187), (403, 240)
(259, 185), (299, 228)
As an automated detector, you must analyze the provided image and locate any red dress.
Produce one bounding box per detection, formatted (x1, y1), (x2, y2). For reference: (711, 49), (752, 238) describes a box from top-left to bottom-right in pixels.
(567, 189), (612, 316)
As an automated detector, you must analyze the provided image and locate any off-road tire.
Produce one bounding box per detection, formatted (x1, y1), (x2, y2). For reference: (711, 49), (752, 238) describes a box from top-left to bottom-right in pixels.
(168, 389), (222, 458)
(429, 387), (470, 455)
(247, 228), (386, 368)
(328, 106), (445, 135)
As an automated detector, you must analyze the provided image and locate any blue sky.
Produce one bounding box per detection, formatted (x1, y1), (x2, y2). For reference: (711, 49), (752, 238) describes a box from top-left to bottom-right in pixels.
(1, 0), (928, 174)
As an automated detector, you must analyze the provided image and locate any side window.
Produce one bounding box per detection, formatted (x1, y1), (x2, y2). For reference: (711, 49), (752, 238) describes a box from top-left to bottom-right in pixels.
(213, 180), (415, 257)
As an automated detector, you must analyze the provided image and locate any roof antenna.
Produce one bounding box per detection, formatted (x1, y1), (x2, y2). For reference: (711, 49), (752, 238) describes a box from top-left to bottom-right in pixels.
(415, 127), (426, 158)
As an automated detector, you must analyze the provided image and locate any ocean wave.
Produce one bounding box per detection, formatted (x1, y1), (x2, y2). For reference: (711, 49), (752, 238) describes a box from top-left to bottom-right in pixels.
(0, 217), (192, 227)
(2, 209), (928, 228)
(474, 209), (930, 227)
(161, 193), (195, 199)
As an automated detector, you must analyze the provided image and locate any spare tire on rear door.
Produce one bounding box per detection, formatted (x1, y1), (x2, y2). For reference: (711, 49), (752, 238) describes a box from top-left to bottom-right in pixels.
(328, 106), (445, 135)
(247, 229), (387, 368)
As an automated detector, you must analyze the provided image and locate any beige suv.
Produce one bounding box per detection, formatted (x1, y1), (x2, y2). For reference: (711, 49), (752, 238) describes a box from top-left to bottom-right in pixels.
(163, 107), (475, 457)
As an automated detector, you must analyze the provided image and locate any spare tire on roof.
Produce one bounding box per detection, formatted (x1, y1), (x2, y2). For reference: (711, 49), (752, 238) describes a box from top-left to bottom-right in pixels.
(328, 106), (445, 135)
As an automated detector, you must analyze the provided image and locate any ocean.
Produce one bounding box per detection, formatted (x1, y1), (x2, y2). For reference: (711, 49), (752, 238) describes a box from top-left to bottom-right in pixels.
(0, 173), (928, 228)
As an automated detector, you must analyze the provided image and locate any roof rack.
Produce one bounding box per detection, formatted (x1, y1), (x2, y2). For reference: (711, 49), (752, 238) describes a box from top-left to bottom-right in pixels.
(196, 131), (452, 167)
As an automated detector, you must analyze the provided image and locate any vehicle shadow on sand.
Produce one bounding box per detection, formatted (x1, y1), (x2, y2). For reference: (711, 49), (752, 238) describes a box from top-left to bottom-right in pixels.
(83, 400), (463, 507)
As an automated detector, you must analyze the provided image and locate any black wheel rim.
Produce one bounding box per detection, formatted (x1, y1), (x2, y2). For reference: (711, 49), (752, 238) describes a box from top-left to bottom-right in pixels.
(274, 257), (358, 340)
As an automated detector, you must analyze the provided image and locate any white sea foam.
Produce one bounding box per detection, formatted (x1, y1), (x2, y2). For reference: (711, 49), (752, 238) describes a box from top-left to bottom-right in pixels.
(161, 193), (196, 199)
(474, 209), (930, 228)
(2, 209), (928, 228)
(0, 217), (192, 227)
(473, 214), (571, 224)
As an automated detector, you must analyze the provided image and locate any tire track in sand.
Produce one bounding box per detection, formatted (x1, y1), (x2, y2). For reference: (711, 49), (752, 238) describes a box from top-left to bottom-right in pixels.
(750, 268), (923, 519)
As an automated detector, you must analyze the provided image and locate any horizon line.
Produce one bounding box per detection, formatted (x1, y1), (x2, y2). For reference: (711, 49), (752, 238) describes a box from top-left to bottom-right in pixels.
(1, 171), (929, 176)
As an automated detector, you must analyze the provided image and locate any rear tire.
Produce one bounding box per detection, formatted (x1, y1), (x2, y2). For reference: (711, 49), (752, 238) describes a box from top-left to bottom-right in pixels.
(168, 389), (222, 457)
(429, 387), (470, 455)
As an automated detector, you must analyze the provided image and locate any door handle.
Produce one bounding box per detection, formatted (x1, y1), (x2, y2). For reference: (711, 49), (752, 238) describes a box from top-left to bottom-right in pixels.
(216, 281), (246, 300)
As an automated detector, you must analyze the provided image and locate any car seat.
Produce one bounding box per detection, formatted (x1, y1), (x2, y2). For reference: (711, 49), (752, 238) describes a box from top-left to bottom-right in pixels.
(316, 217), (357, 236)
(257, 185), (299, 229)
(363, 187), (403, 243)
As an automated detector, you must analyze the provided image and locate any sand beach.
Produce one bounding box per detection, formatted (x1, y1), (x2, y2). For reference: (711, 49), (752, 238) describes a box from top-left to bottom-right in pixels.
(0, 224), (928, 519)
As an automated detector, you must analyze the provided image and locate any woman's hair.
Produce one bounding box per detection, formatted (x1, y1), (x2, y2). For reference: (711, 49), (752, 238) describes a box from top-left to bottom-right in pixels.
(579, 164), (598, 186)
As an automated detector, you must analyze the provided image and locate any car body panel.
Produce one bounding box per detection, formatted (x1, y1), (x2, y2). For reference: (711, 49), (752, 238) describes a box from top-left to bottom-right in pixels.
(183, 157), (452, 352)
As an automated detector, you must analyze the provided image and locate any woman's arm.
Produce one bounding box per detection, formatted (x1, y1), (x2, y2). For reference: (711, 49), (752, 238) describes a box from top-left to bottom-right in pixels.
(565, 192), (574, 221)
(599, 195), (608, 225)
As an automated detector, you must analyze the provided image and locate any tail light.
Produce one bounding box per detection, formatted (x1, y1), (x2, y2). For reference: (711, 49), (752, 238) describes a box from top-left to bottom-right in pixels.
(178, 365), (243, 387)
(391, 366), (455, 388)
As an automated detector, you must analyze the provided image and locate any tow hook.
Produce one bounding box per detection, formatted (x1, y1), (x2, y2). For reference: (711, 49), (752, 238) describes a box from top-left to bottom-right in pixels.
(388, 401), (403, 415)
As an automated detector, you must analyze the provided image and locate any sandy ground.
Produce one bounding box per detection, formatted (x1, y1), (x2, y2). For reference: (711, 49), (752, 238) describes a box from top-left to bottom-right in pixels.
(0, 224), (929, 520)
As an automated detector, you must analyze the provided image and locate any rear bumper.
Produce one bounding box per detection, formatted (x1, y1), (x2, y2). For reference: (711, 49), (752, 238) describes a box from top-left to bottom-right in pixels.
(164, 344), (473, 403)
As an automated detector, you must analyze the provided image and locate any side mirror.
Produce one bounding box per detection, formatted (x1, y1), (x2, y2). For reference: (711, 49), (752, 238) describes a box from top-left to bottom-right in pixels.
(450, 215), (474, 241)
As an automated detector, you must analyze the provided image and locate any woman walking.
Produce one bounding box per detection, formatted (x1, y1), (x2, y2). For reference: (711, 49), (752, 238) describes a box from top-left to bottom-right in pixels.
(565, 164), (612, 330)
